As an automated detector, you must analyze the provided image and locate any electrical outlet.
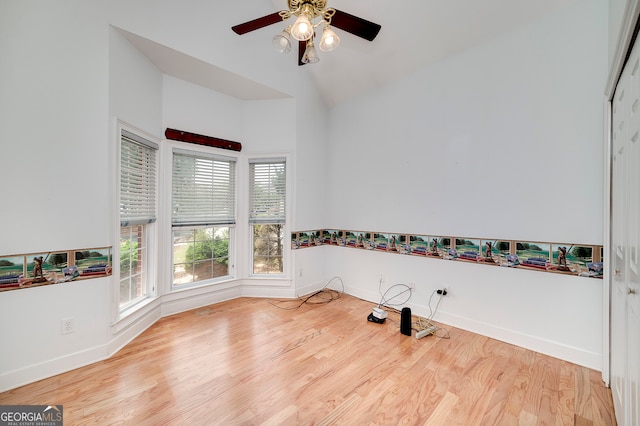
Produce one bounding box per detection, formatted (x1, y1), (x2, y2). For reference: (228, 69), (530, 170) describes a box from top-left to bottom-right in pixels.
(437, 285), (449, 296)
(380, 274), (384, 284)
(61, 318), (75, 335)
(410, 281), (415, 291)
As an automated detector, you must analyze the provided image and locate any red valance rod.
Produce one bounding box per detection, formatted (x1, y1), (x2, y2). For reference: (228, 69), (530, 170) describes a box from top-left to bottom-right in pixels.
(165, 128), (242, 152)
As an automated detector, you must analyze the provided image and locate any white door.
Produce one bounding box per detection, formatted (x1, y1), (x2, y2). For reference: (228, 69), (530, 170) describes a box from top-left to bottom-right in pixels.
(611, 65), (628, 426)
(611, 34), (640, 426)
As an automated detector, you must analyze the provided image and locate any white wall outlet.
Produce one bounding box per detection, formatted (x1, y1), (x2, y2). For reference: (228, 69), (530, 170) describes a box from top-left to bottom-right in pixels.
(410, 281), (415, 291)
(61, 318), (75, 335)
(437, 285), (449, 295)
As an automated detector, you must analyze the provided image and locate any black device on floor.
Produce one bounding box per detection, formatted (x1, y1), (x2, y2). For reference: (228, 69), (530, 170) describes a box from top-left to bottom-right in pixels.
(400, 307), (412, 336)
(367, 313), (385, 324)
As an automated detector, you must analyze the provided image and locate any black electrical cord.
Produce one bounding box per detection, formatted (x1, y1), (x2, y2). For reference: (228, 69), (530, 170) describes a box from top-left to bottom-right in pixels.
(269, 276), (344, 310)
(378, 282), (412, 309)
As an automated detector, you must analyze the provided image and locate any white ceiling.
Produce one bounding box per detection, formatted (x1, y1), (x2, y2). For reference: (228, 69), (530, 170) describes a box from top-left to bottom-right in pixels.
(121, 0), (582, 108)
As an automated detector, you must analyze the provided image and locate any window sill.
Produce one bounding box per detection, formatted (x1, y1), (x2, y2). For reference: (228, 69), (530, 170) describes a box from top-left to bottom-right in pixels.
(170, 276), (236, 294)
(244, 276), (291, 286)
(111, 296), (161, 334)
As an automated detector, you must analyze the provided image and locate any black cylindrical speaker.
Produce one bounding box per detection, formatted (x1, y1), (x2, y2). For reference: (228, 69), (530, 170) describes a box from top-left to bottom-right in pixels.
(400, 307), (412, 336)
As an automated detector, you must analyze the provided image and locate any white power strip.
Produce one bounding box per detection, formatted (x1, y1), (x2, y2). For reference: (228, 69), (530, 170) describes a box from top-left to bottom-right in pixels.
(416, 326), (436, 339)
(372, 307), (387, 320)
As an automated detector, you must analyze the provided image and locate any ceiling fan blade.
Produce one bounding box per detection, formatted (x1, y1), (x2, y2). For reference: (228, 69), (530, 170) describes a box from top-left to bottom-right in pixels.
(298, 40), (306, 66)
(232, 12), (283, 35)
(331, 9), (381, 42)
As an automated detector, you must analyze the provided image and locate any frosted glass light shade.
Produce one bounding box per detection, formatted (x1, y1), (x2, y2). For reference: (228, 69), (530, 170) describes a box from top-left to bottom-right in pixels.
(319, 25), (340, 52)
(272, 30), (292, 54)
(302, 41), (319, 64)
(291, 13), (314, 41)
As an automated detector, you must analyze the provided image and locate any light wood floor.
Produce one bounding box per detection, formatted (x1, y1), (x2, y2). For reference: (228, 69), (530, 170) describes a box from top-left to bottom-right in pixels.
(0, 294), (616, 425)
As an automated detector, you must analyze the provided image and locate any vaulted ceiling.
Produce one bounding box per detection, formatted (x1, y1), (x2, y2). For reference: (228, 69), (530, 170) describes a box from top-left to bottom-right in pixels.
(120, 0), (582, 108)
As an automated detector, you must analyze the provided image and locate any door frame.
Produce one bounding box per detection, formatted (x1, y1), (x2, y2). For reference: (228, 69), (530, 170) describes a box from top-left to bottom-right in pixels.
(605, 0), (640, 385)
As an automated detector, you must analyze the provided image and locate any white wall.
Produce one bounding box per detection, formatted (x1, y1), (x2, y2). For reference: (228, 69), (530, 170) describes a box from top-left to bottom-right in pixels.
(0, 1), (112, 390)
(0, 1), (111, 253)
(609, 0), (632, 67)
(290, 72), (331, 292)
(323, 0), (608, 369)
(242, 99), (297, 154)
(110, 28), (163, 139)
(328, 0), (606, 243)
(292, 71), (329, 230)
(163, 75), (243, 143)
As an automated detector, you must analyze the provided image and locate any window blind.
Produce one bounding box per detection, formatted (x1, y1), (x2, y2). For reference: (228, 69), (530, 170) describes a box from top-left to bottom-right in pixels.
(172, 152), (236, 226)
(120, 131), (157, 226)
(249, 159), (286, 224)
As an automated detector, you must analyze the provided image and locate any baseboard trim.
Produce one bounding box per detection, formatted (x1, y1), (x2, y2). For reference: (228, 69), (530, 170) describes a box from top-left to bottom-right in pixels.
(162, 284), (243, 317)
(0, 344), (108, 393)
(429, 310), (602, 371)
(108, 300), (163, 357)
(288, 279), (328, 299)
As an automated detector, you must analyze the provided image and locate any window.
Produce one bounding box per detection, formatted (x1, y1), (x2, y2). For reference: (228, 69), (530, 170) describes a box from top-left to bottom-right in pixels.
(119, 225), (148, 306)
(171, 150), (235, 286)
(249, 159), (286, 275)
(119, 129), (157, 310)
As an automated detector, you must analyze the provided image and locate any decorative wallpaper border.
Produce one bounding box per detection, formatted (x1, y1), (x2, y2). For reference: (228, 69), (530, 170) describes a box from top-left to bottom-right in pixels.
(291, 230), (603, 279)
(0, 247), (112, 292)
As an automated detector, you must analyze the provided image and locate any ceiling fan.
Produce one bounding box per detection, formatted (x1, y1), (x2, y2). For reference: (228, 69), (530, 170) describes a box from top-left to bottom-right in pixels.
(232, 0), (381, 65)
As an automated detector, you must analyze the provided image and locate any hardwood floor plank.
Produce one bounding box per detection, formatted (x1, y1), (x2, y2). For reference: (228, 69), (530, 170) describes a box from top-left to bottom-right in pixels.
(425, 391), (460, 425)
(554, 361), (576, 425)
(479, 350), (522, 424)
(575, 364), (594, 422)
(315, 392), (361, 426)
(0, 295), (616, 425)
(574, 414), (594, 426)
(518, 410), (538, 425)
(588, 368), (617, 425)
(521, 352), (558, 423)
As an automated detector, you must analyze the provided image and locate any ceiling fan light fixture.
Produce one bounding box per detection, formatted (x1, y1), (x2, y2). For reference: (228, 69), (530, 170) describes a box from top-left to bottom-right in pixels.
(302, 39), (320, 63)
(290, 6), (314, 41)
(231, 1), (381, 67)
(272, 28), (292, 54)
(319, 24), (340, 52)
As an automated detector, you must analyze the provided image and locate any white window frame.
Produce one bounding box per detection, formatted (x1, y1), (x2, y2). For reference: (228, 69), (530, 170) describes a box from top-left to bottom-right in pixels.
(169, 144), (237, 289)
(119, 224), (151, 310)
(249, 157), (288, 277)
(116, 122), (159, 315)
